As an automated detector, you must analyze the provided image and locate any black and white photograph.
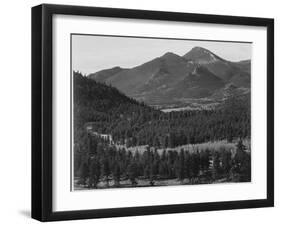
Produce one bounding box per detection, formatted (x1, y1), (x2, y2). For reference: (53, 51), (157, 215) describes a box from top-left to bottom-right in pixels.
(72, 34), (252, 190)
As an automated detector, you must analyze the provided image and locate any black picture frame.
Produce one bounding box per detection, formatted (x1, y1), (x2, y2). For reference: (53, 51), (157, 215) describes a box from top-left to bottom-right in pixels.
(32, 3), (274, 222)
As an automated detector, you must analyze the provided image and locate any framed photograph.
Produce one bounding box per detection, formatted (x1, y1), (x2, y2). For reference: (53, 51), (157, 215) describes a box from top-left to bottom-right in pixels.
(32, 4), (274, 221)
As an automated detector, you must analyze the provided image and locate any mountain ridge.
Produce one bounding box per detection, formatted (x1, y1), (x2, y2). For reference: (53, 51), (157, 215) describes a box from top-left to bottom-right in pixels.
(87, 47), (251, 107)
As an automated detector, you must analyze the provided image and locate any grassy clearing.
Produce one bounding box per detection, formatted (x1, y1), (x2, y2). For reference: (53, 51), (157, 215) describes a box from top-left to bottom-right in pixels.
(118, 139), (250, 155)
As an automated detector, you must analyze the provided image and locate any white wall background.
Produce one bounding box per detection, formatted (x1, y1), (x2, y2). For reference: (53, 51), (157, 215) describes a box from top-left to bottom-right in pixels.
(0, 0), (279, 225)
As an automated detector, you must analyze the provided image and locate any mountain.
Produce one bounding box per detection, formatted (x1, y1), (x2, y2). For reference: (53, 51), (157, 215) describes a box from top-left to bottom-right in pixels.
(183, 47), (251, 86)
(88, 66), (127, 83)
(87, 46), (251, 107)
(170, 65), (225, 99)
(234, 60), (251, 73)
(105, 52), (189, 95)
(183, 46), (225, 64)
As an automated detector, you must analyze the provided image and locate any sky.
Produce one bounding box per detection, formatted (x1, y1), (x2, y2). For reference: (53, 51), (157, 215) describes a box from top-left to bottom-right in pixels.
(72, 34), (252, 75)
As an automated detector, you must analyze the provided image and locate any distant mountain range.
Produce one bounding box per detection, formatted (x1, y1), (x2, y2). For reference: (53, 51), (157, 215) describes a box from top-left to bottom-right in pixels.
(88, 46), (250, 108)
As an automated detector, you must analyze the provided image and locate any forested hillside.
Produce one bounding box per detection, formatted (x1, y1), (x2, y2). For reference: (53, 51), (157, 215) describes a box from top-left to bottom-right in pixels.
(73, 71), (251, 189)
(74, 71), (250, 149)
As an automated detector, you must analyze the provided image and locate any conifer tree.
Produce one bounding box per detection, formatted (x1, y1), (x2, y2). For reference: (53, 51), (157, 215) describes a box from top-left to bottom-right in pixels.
(127, 161), (138, 186)
(113, 163), (121, 187)
(89, 158), (101, 188)
(221, 150), (232, 176)
(212, 151), (221, 180)
(79, 162), (89, 186)
(102, 157), (110, 187)
(177, 149), (185, 183)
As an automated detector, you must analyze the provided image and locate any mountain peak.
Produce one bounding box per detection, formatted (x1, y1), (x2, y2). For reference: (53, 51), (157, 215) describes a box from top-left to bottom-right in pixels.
(183, 46), (222, 64)
(161, 52), (181, 59)
(191, 46), (209, 52)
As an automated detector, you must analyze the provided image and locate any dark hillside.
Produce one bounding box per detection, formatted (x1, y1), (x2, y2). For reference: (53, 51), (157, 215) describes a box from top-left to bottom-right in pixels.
(74, 71), (250, 149)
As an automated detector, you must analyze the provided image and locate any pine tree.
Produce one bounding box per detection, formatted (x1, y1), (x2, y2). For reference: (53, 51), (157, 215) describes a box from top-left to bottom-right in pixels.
(127, 161), (138, 186)
(113, 163), (121, 187)
(74, 144), (83, 177)
(184, 152), (191, 180)
(144, 165), (150, 178)
(177, 149), (185, 183)
(190, 152), (200, 182)
(168, 133), (175, 148)
(149, 163), (155, 186)
(159, 161), (168, 178)
(102, 157), (110, 187)
(232, 140), (251, 182)
(221, 150), (232, 177)
(212, 151), (221, 180)
(161, 150), (167, 162)
(79, 162), (89, 186)
(199, 149), (208, 171)
(89, 157), (101, 188)
(88, 135), (97, 156)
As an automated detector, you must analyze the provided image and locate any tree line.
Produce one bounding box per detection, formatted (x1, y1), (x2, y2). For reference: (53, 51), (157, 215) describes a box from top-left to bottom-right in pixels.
(75, 138), (251, 188)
